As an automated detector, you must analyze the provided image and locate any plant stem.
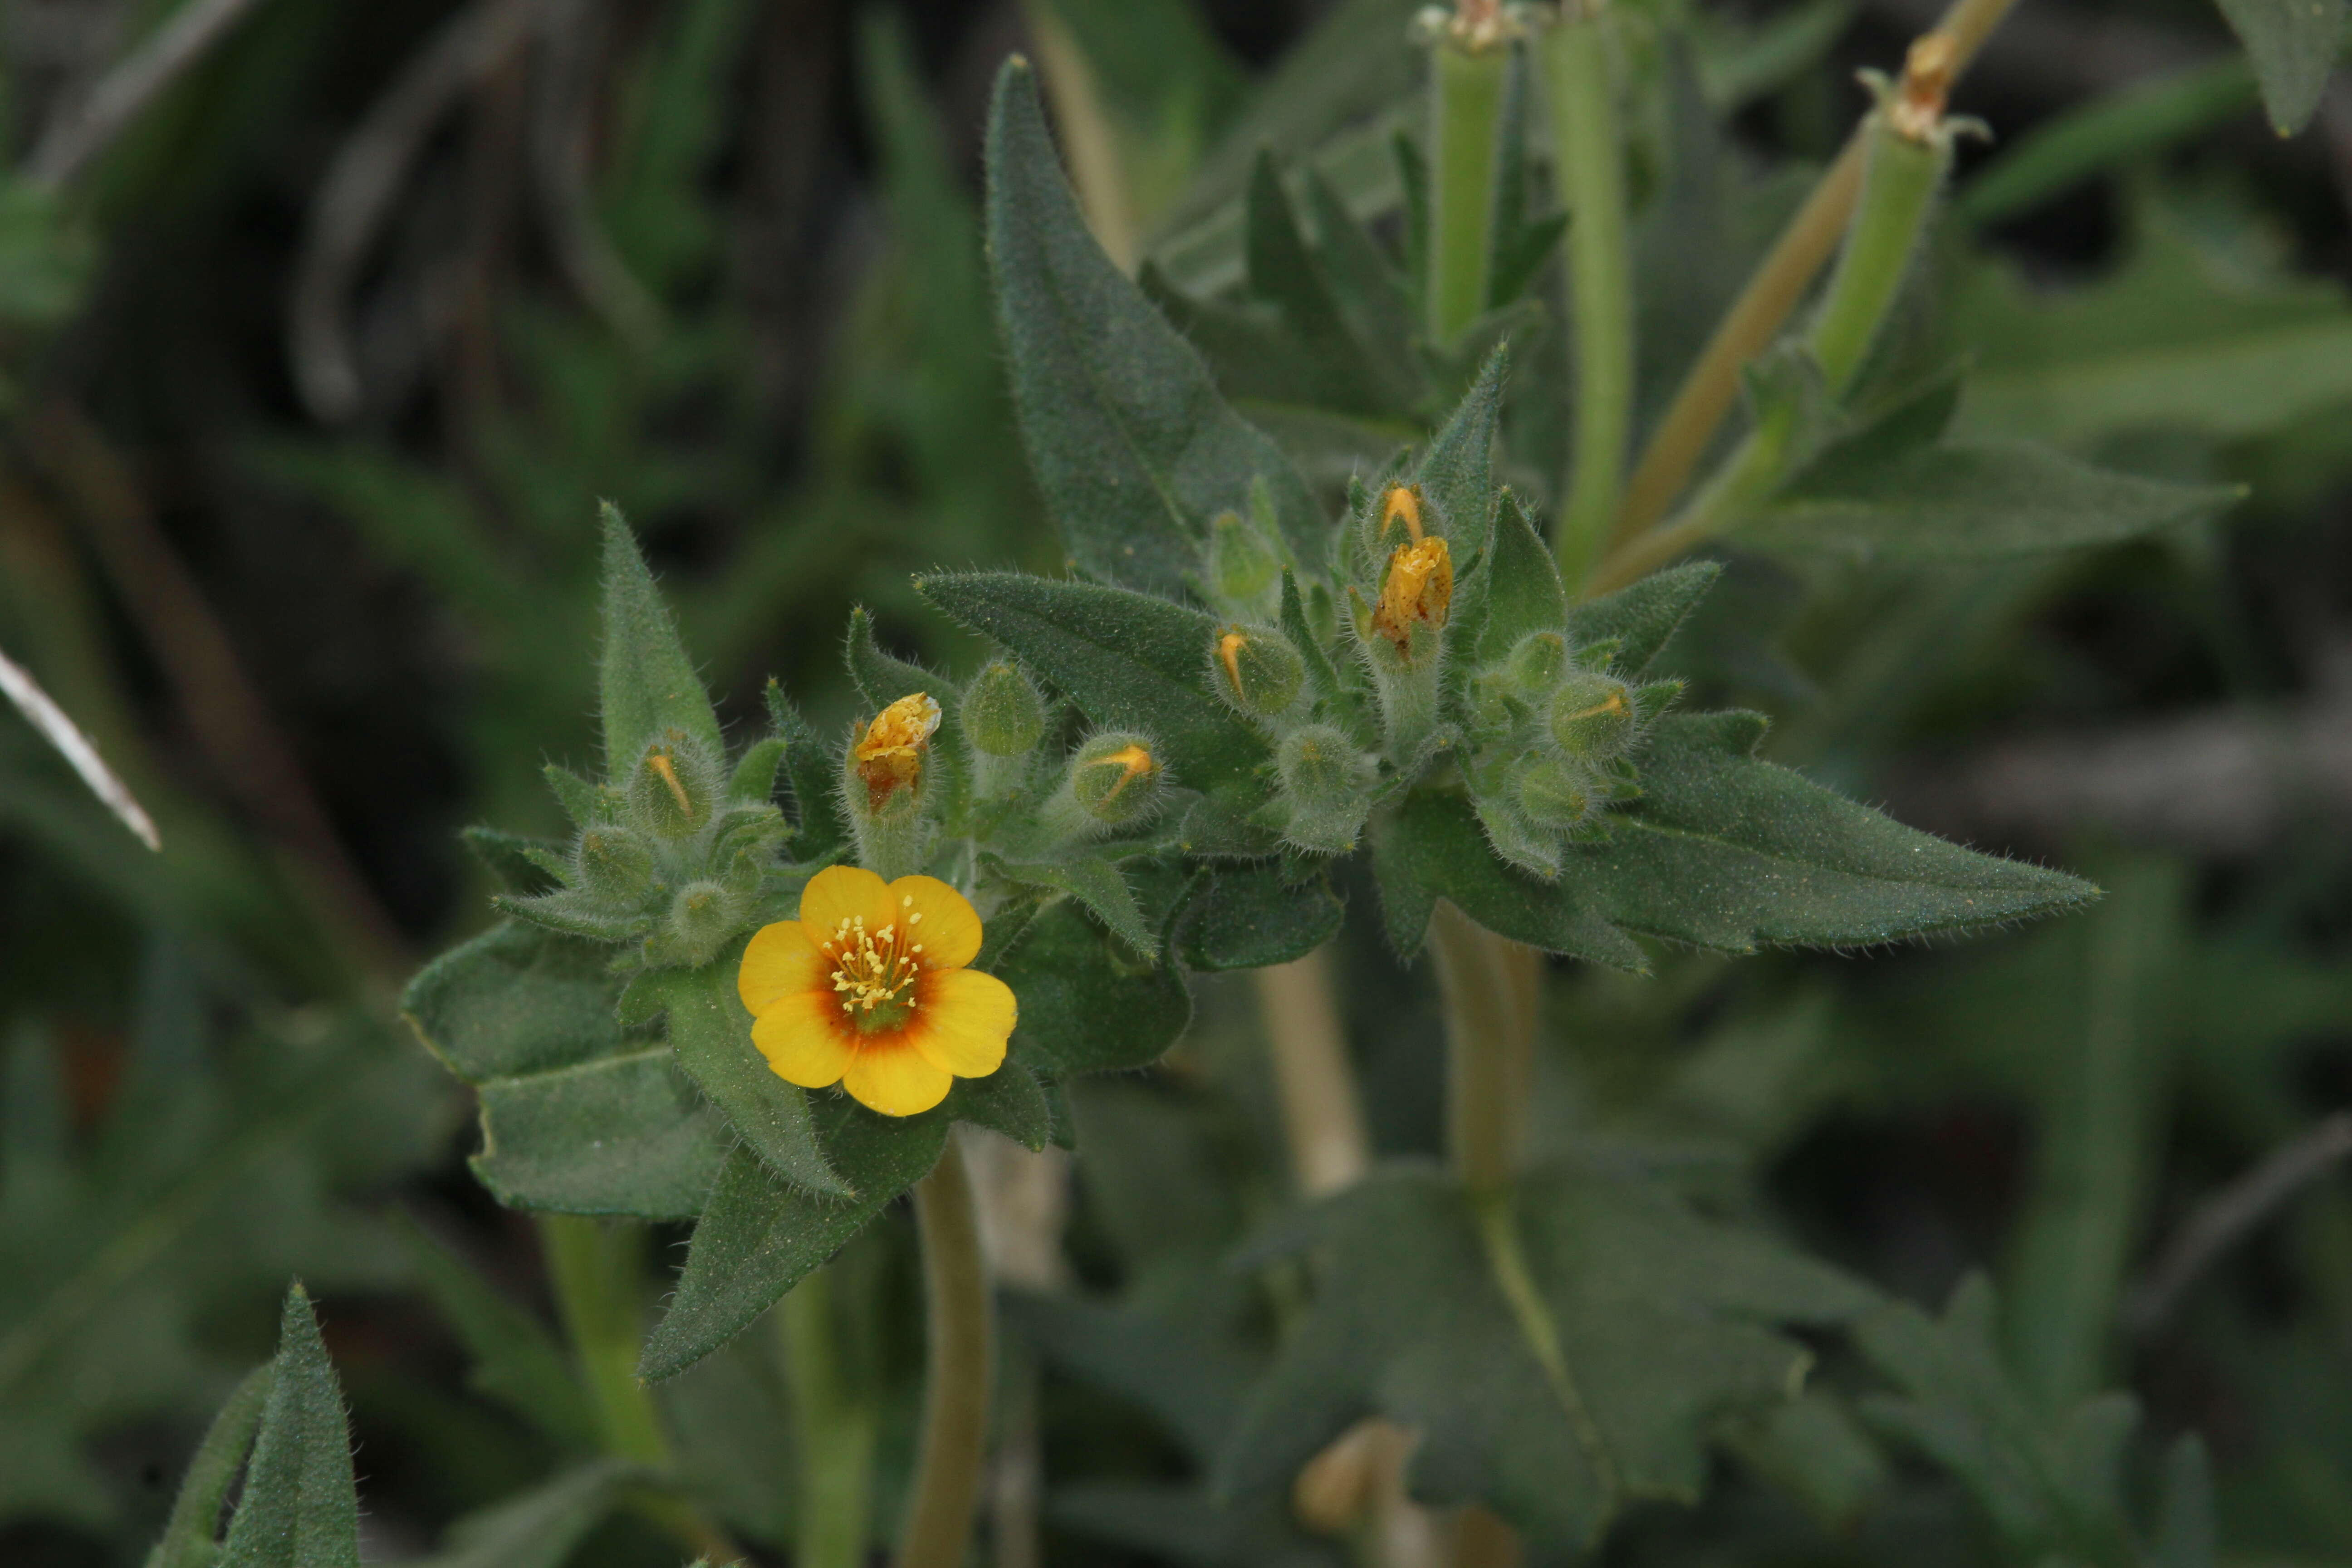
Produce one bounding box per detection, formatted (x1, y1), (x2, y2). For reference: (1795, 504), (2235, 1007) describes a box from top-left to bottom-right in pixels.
(1427, 41), (1510, 343)
(1546, 7), (1634, 587)
(780, 1265), (878, 1568)
(1586, 113), (1951, 597)
(539, 1215), (740, 1563)
(1428, 901), (1538, 1199)
(1606, 0), (2025, 551)
(897, 1132), (993, 1568)
(1254, 946), (1372, 1197)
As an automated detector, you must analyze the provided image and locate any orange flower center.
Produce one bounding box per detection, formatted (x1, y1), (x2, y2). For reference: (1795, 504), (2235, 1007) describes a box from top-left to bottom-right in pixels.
(821, 893), (930, 1034)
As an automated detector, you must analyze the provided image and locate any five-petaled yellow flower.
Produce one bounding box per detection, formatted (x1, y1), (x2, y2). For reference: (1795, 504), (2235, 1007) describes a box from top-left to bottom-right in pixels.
(737, 864), (1015, 1117)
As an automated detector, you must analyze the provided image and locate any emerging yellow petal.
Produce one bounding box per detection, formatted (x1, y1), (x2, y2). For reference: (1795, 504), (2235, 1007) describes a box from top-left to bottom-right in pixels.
(852, 692), (941, 811)
(1371, 536), (1453, 652)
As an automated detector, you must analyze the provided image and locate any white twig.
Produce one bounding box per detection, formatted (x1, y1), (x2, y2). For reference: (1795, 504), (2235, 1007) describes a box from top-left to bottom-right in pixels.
(28, 0), (271, 191)
(0, 643), (160, 850)
(2127, 1112), (2352, 1334)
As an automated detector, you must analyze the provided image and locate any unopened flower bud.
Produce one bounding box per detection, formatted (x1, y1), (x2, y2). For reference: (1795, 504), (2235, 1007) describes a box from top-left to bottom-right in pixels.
(1505, 632), (1567, 698)
(1549, 672), (1634, 762)
(852, 693), (942, 816)
(962, 662), (1045, 757)
(1514, 756), (1597, 830)
(1277, 724), (1377, 854)
(1064, 733), (1166, 828)
(577, 825), (655, 900)
(1207, 509), (1281, 613)
(1209, 623), (1305, 717)
(1378, 484), (1425, 545)
(1369, 537), (1453, 655)
(630, 734), (721, 839)
(663, 878), (741, 967)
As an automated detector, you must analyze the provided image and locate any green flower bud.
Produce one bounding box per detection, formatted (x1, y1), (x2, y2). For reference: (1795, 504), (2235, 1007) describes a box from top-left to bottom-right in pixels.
(662, 878), (743, 968)
(1207, 509), (1280, 613)
(1276, 724), (1377, 854)
(1549, 672), (1635, 762)
(629, 733), (722, 839)
(962, 662), (1046, 757)
(1505, 632), (1567, 698)
(576, 825), (656, 901)
(1209, 623), (1305, 717)
(1514, 756), (1597, 831)
(1064, 732), (1167, 828)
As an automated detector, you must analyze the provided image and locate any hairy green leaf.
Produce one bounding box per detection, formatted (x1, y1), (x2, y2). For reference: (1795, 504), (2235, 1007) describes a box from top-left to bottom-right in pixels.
(144, 1364), (271, 1568)
(985, 59), (1323, 590)
(994, 898), (1194, 1076)
(2211, 0), (2343, 133)
(598, 502), (720, 771)
(1414, 345), (1505, 558)
(1467, 490), (1566, 665)
(990, 853), (1156, 957)
(219, 1287), (360, 1568)
(1564, 562), (1721, 676)
(1176, 862), (1343, 970)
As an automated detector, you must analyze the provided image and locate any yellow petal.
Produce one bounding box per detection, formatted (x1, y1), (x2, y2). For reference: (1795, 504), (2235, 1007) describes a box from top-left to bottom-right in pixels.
(797, 864), (893, 941)
(751, 992), (853, 1088)
(738, 920), (827, 1014)
(843, 1038), (952, 1117)
(908, 968), (1014, 1078)
(888, 875), (984, 970)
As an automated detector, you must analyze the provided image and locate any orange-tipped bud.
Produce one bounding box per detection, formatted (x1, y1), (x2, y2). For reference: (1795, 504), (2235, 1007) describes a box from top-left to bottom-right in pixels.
(853, 693), (941, 812)
(1377, 483), (1426, 545)
(1370, 537), (1453, 653)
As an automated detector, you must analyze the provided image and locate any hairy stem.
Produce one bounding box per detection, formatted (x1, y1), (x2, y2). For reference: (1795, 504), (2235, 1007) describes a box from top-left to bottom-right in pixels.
(1427, 43), (1509, 343)
(1607, 0), (2025, 550)
(780, 1266), (878, 1568)
(898, 1133), (994, 1568)
(539, 1216), (738, 1563)
(1546, 8), (1634, 586)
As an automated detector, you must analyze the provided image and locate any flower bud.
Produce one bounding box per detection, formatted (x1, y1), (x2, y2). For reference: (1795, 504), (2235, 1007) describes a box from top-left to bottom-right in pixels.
(962, 662), (1045, 757)
(1207, 509), (1281, 614)
(1369, 536), (1453, 656)
(1514, 756), (1597, 831)
(852, 692), (942, 817)
(1209, 623), (1305, 718)
(1504, 632), (1567, 698)
(1549, 671), (1634, 762)
(1277, 724), (1377, 854)
(1063, 733), (1166, 828)
(577, 824), (656, 901)
(1377, 484), (1424, 545)
(662, 878), (742, 968)
(629, 733), (722, 839)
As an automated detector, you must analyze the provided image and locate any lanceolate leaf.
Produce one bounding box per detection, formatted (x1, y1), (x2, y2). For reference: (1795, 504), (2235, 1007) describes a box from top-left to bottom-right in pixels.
(1564, 561), (1721, 676)
(1468, 490), (1566, 665)
(765, 680), (847, 859)
(1216, 1161), (1875, 1547)
(917, 572), (1267, 794)
(415, 1460), (642, 1568)
(145, 1364), (271, 1568)
(1245, 151), (1401, 418)
(219, 1288), (361, 1568)
(1176, 862), (1343, 970)
(984, 59), (1324, 591)
(641, 1106), (949, 1382)
(1741, 441), (2241, 560)
(1414, 345), (1505, 558)
(404, 923), (729, 1219)
(598, 503), (720, 771)
(1376, 715), (2097, 963)
(990, 852), (1156, 957)
(392, 1215), (598, 1450)
(2210, 0), (2343, 134)
(847, 606), (958, 727)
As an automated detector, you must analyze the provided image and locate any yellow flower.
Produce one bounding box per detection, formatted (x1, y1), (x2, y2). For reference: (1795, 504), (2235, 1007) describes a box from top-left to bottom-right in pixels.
(1370, 536), (1453, 652)
(737, 864), (1014, 1117)
(852, 692), (941, 812)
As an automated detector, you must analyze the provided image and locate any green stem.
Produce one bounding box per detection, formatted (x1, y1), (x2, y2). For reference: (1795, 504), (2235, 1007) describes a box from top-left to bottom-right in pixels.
(1586, 116), (1950, 597)
(897, 1134), (994, 1568)
(780, 1265), (879, 1568)
(1428, 900), (1535, 1198)
(539, 1215), (738, 1563)
(1546, 8), (1634, 587)
(1427, 42), (1509, 343)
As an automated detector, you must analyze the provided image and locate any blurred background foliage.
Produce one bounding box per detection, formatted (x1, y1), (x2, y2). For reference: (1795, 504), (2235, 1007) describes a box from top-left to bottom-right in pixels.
(6, 0), (2352, 1564)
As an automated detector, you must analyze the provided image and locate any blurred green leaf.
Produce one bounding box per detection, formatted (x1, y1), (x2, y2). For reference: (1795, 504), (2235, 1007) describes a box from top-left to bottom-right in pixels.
(413, 1459), (643, 1568)
(2210, 0), (2343, 133)
(1217, 1160), (1875, 1547)
(392, 1215), (598, 1452)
